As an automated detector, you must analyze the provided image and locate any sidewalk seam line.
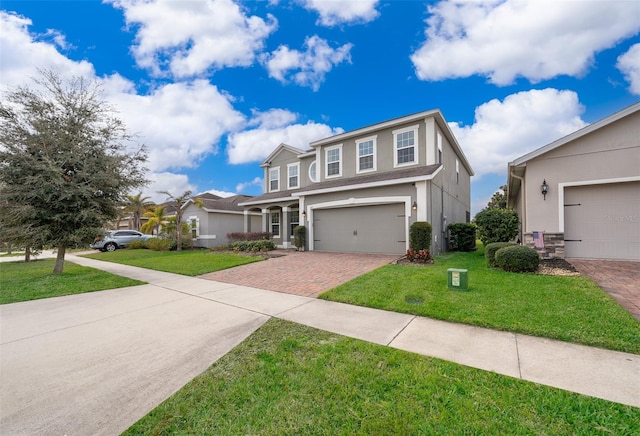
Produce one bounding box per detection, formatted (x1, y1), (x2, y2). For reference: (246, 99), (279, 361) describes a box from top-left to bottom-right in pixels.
(386, 315), (417, 346)
(515, 334), (523, 379)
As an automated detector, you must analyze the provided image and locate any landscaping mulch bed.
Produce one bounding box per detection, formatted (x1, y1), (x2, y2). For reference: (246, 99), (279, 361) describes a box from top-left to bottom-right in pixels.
(537, 258), (580, 276)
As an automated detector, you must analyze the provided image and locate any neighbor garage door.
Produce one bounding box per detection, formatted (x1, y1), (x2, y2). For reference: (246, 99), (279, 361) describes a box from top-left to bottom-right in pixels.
(313, 203), (406, 254)
(564, 181), (640, 260)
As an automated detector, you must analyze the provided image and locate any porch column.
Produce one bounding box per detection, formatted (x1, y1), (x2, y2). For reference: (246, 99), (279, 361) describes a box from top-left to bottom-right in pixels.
(261, 209), (269, 233)
(243, 210), (251, 233)
(282, 206), (291, 247)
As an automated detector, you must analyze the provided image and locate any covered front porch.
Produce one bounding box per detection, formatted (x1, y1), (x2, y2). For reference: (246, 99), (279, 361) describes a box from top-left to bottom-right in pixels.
(242, 198), (303, 249)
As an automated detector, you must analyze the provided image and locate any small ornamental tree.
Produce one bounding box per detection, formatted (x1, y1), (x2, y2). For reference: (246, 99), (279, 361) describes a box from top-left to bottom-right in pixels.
(473, 208), (519, 246)
(0, 69), (148, 273)
(409, 221), (432, 251)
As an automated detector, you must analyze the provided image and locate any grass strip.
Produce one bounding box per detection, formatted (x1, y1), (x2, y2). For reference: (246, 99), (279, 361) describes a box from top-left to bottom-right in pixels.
(83, 249), (261, 276)
(0, 259), (144, 304)
(320, 249), (640, 354)
(125, 319), (640, 435)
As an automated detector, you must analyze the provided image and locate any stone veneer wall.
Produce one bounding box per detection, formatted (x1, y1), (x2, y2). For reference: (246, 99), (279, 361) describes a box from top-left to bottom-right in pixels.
(523, 232), (565, 259)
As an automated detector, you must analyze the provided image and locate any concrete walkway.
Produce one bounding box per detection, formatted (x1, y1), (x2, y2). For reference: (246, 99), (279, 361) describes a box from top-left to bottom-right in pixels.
(1, 255), (639, 434)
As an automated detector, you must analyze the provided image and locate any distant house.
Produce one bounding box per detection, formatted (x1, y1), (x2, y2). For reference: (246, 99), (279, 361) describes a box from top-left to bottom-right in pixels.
(507, 102), (640, 260)
(182, 194), (261, 248)
(239, 109), (474, 255)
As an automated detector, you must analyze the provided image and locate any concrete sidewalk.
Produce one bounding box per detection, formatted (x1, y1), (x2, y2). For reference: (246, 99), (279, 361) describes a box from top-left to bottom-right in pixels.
(2, 255), (639, 434)
(65, 254), (640, 408)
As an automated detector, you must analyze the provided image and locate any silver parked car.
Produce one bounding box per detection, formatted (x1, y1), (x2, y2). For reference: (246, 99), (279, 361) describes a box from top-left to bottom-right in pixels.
(90, 230), (155, 252)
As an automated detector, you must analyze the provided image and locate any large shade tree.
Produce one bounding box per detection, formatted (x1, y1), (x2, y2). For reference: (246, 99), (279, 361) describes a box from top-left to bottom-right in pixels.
(0, 69), (148, 273)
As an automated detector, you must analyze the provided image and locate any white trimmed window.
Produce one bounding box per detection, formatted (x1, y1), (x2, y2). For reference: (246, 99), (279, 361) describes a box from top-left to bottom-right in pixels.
(269, 167), (280, 192)
(188, 216), (199, 239)
(271, 211), (280, 237)
(356, 136), (377, 173)
(325, 144), (342, 178)
(309, 160), (318, 183)
(393, 125), (419, 167)
(287, 163), (299, 189)
(437, 132), (443, 164)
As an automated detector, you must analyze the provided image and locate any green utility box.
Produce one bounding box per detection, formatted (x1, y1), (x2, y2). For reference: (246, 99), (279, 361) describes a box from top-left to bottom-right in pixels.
(447, 268), (469, 291)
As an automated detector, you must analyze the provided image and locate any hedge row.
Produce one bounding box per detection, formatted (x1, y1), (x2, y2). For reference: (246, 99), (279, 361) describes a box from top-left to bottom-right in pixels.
(228, 239), (275, 252)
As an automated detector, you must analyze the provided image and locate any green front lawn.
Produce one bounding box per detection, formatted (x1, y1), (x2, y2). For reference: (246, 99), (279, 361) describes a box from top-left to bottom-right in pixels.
(0, 259), (145, 304)
(125, 319), (640, 435)
(321, 248), (640, 354)
(83, 249), (262, 276)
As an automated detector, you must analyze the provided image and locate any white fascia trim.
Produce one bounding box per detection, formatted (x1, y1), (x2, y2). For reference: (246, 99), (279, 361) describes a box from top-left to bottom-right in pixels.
(558, 176), (640, 232)
(307, 196), (412, 252)
(297, 150), (316, 158)
(199, 208), (246, 216)
(294, 166), (442, 197)
(239, 196), (298, 207)
(393, 124), (420, 168)
(310, 110), (439, 147)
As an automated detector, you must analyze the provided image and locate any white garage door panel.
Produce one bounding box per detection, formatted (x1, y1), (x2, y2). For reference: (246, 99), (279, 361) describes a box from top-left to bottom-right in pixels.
(314, 204), (406, 254)
(564, 182), (640, 260)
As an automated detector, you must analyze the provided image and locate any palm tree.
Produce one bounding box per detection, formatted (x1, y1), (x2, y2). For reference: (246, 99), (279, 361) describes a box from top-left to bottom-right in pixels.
(141, 205), (167, 236)
(157, 190), (202, 251)
(124, 192), (154, 231)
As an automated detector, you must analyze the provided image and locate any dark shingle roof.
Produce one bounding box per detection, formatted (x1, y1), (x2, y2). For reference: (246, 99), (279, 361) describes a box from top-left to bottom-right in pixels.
(199, 194), (254, 212)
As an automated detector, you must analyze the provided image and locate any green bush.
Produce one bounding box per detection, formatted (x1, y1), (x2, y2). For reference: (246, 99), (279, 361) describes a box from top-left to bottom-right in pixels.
(473, 208), (519, 246)
(146, 238), (172, 251)
(485, 242), (518, 268)
(126, 239), (147, 250)
(495, 245), (540, 273)
(448, 223), (476, 251)
(226, 232), (272, 241)
(409, 221), (431, 251)
(228, 239), (275, 252)
(293, 225), (306, 250)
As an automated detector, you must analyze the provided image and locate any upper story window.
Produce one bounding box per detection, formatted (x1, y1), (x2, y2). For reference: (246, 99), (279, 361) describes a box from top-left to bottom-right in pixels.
(325, 144), (342, 178)
(437, 132), (443, 164)
(393, 125), (419, 167)
(287, 163), (299, 189)
(309, 160), (318, 183)
(269, 167), (280, 192)
(357, 136), (377, 173)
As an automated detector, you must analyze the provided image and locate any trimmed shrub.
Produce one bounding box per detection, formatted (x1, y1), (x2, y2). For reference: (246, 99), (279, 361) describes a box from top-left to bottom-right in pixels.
(485, 242), (517, 268)
(126, 239), (147, 250)
(146, 238), (172, 251)
(473, 208), (519, 246)
(448, 223), (476, 251)
(228, 239), (275, 252)
(293, 225), (306, 250)
(409, 221), (432, 251)
(227, 232), (272, 242)
(495, 245), (540, 273)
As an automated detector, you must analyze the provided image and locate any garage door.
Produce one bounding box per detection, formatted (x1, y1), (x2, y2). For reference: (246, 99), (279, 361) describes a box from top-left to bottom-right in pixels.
(564, 182), (640, 260)
(313, 203), (406, 254)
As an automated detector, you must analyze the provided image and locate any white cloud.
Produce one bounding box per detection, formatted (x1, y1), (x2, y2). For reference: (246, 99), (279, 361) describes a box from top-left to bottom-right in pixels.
(227, 109), (343, 164)
(145, 172), (197, 204)
(108, 0), (277, 77)
(0, 11), (95, 92)
(617, 43), (640, 96)
(201, 189), (236, 198)
(263, 35), (352, 90)
(104, 78), (245, 172)
(449, 88), (587, 179)
(236, 177), (263, 193)
(300, 0), (380, 26)
(411, 0), (640, 85)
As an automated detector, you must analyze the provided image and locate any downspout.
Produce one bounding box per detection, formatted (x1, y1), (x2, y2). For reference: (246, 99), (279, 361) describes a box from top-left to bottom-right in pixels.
(510, 171), (526, 243)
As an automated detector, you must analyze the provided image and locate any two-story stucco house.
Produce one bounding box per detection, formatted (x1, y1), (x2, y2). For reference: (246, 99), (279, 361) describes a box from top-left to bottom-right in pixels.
(239, 110), (474, 255)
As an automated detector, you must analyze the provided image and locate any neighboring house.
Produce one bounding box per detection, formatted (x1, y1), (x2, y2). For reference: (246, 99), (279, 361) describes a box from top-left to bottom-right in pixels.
(182, 194), (261, 248)
(239, 110), (474, 255)
(507, 102), (640, 260)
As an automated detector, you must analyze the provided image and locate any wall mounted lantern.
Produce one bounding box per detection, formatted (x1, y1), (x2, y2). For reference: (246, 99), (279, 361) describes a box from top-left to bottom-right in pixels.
(301, 210), (307, 220)
(541, 179), (549, 200)
(412, 201), (418, 211)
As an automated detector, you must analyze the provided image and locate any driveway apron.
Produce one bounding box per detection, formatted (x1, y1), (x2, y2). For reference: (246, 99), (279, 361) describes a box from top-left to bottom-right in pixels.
(200, 251), (400, 297)
(569, 259), (640, 321)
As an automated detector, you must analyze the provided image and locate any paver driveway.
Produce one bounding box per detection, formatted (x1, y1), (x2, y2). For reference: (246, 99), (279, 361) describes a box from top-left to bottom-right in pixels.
(569, 259), (640, 321)
(200, 251), (400, 297)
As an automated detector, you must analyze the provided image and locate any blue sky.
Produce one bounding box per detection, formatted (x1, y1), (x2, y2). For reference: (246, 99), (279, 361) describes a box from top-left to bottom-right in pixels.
(2, 0), (639, 214)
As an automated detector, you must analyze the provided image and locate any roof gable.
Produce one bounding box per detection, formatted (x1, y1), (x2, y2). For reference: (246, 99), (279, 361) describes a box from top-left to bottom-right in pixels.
(260, 143), (306, 168)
